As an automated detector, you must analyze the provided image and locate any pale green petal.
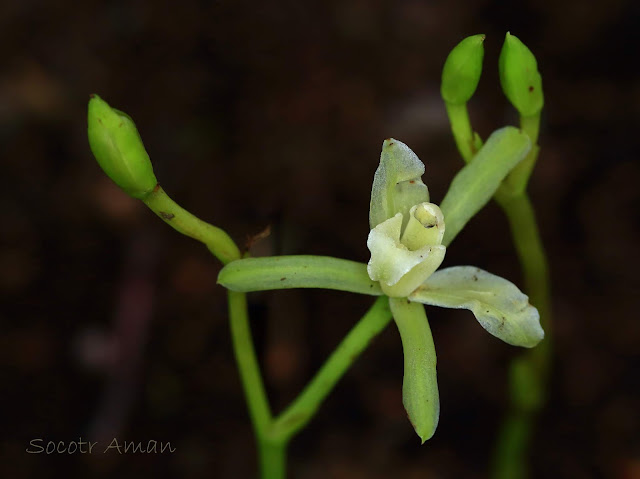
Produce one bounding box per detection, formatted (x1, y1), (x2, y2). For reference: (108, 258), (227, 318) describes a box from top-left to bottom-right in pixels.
(367, 214), (446, 297)
(439, 127), (531, 246)
(369, 139), (429, 229)
(409, 266), (543, 347)
(377, 246), (445, 298)
(389, 298), (439, 443)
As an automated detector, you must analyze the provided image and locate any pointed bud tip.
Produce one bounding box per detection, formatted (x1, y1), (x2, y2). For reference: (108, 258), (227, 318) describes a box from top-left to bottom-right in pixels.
(419, 427), (435, 444)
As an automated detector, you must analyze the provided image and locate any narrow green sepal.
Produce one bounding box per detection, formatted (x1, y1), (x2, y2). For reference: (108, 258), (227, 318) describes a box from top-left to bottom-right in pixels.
(440, 126), (531, 246)
(441, 34), (485, 105)
(218, 255), (383, 296)
(389, 298), (439, 443)
(88, 94), (157, 199)
(499, 33), (544, 117)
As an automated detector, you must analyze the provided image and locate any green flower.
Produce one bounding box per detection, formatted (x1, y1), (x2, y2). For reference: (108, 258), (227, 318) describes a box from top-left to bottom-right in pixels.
(367, 138), (544, 442)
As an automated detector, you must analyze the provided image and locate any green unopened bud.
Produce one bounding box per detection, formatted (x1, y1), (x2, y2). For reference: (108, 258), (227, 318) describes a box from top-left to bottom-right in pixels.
(499, 33), (544, 116)
(88, 95), (157, 199)
(441, 34), (485, 105)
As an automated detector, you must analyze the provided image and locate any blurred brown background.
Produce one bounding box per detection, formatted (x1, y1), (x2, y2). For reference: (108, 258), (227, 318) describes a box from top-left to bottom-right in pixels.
(1, 0), (639, 478)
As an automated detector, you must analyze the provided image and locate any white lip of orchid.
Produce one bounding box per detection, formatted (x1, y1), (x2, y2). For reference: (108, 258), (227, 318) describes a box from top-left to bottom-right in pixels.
(367, 202), (446, 298)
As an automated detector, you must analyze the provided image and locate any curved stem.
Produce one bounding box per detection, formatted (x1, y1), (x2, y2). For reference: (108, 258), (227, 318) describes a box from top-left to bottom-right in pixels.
(142, 185), (241, 264)
(501, 114), (541, 195)
(271, 296), (392, 442)
(227, 291), (272, 436)
(445, 101), (476, 163)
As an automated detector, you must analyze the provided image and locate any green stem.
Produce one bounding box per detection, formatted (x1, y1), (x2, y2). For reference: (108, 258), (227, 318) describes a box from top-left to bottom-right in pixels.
(491, 410), (532, 479)
(142, 185), (241, 264)
(501, 114), (541, 195)
(495, 192), (551, 374)
(259, 437), (288, 479)
(227, 291), (272, 436)
(520, 114), (540, 146)
(443, 95), (550, 477)
(445, 101), (476, 163)
(490, 192), (551, 479)
(271, 296), (392, 442)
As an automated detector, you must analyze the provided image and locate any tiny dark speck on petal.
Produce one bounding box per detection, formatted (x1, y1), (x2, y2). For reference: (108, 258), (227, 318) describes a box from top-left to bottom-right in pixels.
(528, 86), (534, 92)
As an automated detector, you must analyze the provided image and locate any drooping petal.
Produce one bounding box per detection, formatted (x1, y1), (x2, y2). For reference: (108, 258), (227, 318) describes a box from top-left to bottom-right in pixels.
(369, 139), (429, 229)
(409, 266), (543, 347)
(367, 213), (446, 297)
(389, 297), (439, 443)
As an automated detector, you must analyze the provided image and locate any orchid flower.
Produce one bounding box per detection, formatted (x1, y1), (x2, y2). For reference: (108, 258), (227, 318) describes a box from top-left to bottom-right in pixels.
(217, 127), (544, 443)
(367, 134), (544, 442)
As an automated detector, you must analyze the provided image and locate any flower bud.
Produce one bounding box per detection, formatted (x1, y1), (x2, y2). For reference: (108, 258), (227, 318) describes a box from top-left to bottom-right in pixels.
(440, 34), (485, 105)
(88, 95), (157, 199)
(498, 32), (544, 117)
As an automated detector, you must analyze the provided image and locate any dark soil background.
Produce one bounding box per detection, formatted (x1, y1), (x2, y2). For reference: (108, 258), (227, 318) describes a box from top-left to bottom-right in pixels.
(1, 1), (639, 478)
